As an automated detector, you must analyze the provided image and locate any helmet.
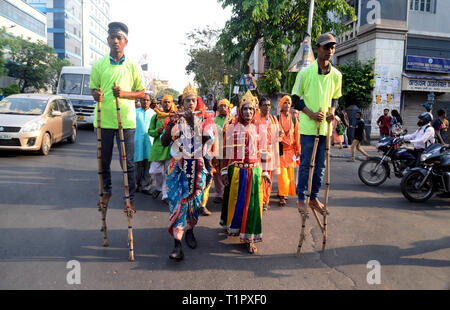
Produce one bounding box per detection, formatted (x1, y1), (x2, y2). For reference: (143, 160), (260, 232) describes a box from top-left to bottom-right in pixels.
(418, 112), (433, 125)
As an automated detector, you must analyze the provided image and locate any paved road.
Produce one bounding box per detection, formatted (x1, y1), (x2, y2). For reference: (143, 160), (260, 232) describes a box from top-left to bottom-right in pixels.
(0, 127), (449, 290)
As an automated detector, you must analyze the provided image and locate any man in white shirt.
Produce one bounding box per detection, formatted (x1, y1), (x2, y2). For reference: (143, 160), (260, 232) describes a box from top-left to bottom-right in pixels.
(401, 112), (435, 166)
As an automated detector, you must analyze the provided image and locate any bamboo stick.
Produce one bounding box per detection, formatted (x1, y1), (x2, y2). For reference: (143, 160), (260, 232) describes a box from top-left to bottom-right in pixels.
(114, 83), (135, 261)
(96, 98), (108, 247)
(297, 108), (322, 256)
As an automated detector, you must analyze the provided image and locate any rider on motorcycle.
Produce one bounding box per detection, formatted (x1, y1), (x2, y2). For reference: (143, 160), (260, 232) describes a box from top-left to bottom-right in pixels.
(401, 112), (436, 167)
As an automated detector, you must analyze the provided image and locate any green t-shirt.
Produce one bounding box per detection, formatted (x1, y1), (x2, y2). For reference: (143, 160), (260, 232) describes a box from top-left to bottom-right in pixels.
(291, 61), (342, 136)
(90, 55), (144, 129)
(214, 116), (227, 130)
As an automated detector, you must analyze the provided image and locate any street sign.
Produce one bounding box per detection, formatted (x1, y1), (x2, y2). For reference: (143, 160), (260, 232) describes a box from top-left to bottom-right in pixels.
(406, 55), (450, 74)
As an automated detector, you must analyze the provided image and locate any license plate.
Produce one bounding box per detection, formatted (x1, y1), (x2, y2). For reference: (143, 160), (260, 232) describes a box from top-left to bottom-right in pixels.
(77, 116), (85, 121)
(0, 133), (12, 140)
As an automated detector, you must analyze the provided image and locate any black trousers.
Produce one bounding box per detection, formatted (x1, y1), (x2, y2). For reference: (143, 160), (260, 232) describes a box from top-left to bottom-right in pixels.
(98, 128), (136, 202)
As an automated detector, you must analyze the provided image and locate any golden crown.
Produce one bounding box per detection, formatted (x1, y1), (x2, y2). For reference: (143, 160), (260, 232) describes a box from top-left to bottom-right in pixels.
(239, 90), (256, 109)
(182, 82), (198, 100)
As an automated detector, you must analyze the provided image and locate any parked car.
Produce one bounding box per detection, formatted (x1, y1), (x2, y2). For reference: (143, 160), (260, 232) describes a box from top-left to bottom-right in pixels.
(0, 94), (77, 155)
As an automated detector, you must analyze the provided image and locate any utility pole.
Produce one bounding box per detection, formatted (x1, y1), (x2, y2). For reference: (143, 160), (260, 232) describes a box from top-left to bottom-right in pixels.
(287, 0), (315, 72)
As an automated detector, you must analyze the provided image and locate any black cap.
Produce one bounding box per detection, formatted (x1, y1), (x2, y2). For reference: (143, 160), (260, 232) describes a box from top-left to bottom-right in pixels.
(108, 22), (128, 35)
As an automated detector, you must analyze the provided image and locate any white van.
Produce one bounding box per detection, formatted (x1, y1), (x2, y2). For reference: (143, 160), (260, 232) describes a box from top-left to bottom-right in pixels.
(57, 66), (95, 126)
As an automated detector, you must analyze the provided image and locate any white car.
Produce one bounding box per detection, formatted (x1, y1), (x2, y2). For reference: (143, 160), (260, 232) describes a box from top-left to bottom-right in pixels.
(0, 94), (77, 155)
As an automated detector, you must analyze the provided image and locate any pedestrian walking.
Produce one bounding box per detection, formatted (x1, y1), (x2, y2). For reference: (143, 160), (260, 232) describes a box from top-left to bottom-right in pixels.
(332, 112), (344, 149)
(432, 109), (447, 145)
(291, 32), (342, 216)
(377, 108), (392, 139)
(348, 111), (369, 162)
(148, 94), (175, 204)
(337, 105), (349, 148)
(161, 83), (216, 261)
(134, 92), (154, 194)
(277, 95), (300, 207)
(90, 22), (145, 213)
(220, 90), (272, 254)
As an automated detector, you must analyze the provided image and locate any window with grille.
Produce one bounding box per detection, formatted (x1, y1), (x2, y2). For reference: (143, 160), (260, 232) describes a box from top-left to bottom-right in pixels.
(410, 0), (436, 13)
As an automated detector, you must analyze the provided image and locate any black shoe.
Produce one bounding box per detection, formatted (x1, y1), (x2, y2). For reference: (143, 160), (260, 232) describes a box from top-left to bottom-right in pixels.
(185, 229), (197, 249)
(162, 198), (169, 205)
(169, 240), (184, 261)
(141, 189), (152, 196)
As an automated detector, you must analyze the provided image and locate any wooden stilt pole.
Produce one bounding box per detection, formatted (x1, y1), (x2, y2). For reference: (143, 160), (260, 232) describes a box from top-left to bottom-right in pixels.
(297, 108), (322, 256)
(322, 108), (332, 252)
(96, 99), (108, 247)
(114, 83), (135, 261)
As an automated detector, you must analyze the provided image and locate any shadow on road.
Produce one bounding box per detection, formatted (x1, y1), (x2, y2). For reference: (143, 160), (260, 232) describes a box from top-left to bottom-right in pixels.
(1, 225), (449, 279)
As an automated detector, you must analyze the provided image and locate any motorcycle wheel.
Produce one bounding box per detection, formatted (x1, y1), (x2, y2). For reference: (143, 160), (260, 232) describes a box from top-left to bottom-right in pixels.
(358, 158), (389, 186)
(400, 171), (434, 203)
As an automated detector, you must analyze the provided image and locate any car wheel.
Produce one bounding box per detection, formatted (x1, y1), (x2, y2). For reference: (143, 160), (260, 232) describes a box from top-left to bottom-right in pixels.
(67, 126), (77, 143)
(39, 132), (52, 156)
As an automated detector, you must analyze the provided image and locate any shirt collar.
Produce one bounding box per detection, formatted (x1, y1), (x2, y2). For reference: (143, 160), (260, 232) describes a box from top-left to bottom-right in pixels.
(317, 62), (331, 75)
(109, 54), (126, 65)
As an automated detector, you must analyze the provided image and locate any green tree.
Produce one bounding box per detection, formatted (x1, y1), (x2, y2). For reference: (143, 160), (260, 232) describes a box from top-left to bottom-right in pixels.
(49, 57), (72, 94)
(185, 26), (240, 101)
(217, 0), (355, 94)
(4, 35), (62, 93)
(336, 58), (376, 108)
(2, 83), (19, 96)
(0, 28), (10, 77)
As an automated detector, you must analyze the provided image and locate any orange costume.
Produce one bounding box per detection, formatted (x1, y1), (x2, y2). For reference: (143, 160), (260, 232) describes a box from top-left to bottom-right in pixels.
(255, 112), (279, 207)
(277, 96), (300, 204)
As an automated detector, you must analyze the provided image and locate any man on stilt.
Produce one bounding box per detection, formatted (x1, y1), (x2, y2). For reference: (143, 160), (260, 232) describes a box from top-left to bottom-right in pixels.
(291, 33), (342, 218)
(91, 22), (145, 214)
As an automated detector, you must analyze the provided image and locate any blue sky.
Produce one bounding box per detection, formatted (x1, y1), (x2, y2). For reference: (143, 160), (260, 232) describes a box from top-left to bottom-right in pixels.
(109, 0), (232, 93)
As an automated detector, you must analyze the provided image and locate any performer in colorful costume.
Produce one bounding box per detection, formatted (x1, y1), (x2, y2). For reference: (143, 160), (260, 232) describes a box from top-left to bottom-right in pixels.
(277, 95), (300, 207)
(161, 83), (216, 261)
(220, 90), (271, 254)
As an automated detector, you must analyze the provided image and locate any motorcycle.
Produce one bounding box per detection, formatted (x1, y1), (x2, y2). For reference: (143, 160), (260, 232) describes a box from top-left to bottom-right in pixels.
(358, 131), (417, 186)
(400, 144), (450, 202)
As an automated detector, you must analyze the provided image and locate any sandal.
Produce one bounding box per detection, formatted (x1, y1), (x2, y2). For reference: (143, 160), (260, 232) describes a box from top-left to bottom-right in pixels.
(297, 201), (309, 217)
(309, 200), (329, 215)
(279, 197), (286, 207)
(97, 193), (112, 211)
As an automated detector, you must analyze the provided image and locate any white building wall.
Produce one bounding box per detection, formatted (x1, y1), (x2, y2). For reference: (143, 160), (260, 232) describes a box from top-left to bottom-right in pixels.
(0, 0), (47, 43)
(358, 37), (404, 132)
(82, 0), (110, 67)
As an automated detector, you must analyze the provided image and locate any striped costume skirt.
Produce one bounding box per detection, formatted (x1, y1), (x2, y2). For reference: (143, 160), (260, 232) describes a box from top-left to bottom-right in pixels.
(167, 157), (207, 240)
(220, 165), (263, 243)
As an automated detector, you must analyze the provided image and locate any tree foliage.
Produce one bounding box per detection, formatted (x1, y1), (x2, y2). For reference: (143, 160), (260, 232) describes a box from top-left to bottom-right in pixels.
(1, 30), (70, 93)
(185, 26), (240, 101)
(217, 0), (355, 94)
(336, 58), (376, 108)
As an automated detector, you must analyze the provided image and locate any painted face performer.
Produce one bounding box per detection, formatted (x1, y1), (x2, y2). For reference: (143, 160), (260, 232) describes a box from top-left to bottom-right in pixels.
(160, 83), (216, 261)
(219, 90), (271, 254)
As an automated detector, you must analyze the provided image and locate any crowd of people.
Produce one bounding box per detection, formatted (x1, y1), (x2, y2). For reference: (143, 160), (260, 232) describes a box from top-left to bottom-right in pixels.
(95, 22), (449, 261)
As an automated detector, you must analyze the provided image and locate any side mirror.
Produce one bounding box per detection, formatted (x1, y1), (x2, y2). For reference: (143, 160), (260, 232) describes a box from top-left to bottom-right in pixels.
(52, 111), (62, 117)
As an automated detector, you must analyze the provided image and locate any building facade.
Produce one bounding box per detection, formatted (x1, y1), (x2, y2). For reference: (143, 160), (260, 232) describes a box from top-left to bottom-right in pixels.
(25, 0), (83, 66)
(81, 0), (109, 67)
(336, 0), (450, 136)
(0, 0), (47, 42)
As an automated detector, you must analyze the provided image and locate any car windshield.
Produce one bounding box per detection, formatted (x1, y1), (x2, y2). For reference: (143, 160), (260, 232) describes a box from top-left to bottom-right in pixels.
(0, 98), (48, 115)
(58, 73), (83, 95)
